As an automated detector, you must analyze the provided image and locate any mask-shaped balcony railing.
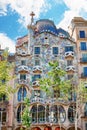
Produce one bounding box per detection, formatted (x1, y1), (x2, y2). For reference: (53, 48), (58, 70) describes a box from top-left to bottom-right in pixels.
(65, 51), (74, 58)
(18, 65), (29, 72)
(66, 65), (75, 72)
(32, 66), (42, 73)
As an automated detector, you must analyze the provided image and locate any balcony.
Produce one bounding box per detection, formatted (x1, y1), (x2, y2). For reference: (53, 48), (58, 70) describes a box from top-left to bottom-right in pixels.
(32, 66), (42, 73)
(32, 81), (40, 87)
(16, 50), (30, 56)
(66, 65), (75, 72)
(65, 51), (74, 58)
(18, 79), (29, 85)
(80, 58), (87, 63)
(30, 97), (45, 104)
(81, 73), (87, 78)
(18, 65), (29, 72)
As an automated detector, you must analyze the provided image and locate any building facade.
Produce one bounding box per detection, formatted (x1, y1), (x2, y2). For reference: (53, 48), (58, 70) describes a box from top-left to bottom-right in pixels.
(69, 17), (87, 130)
(13, 13), (82, 130)
(0, 15), (87, 130)
(0, 47), (15, 130)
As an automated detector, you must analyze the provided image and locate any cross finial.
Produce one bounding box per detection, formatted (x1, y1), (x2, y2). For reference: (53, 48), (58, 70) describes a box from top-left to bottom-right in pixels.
(30, 11), (35, 25)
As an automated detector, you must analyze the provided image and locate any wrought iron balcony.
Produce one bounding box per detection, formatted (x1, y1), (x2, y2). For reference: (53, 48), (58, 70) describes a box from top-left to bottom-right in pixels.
(65, 51), (74, 58)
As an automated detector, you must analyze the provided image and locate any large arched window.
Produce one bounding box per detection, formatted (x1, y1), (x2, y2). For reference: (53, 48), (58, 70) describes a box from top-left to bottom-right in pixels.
(31, 105), (37, 123)
(50, 105), (58, 123)
(38, 105), (45, 123)
(84, 103), (87, 116)
(17, 104), (25, 122)
(58, 106), (66, 123)
(18, 87), (27, 101)
(68, 105), (75, 123)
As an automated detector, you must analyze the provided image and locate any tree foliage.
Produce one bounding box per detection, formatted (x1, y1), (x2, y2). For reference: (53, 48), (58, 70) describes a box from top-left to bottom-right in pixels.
(39, 61), (71, 99)
(22, 98), (31, 129)
(0, 49), (15, 98)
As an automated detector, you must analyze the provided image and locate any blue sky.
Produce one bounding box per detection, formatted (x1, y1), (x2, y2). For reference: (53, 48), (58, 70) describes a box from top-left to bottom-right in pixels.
(0, 0), (87, 53)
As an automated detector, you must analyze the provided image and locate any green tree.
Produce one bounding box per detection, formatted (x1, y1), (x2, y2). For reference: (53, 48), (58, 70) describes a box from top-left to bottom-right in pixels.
(0, 49), (15, 98)
(22, 98), (32, 130)
(70, 80), (87, 130)
(39, 61), (71, 130)
(39, 61), (71, 99)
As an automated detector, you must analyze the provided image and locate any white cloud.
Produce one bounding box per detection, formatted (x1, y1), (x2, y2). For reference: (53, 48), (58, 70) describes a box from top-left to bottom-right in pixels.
(0, 0), (50, 27)
(0, 33), (15, 53)
(57, 0), (87, 30)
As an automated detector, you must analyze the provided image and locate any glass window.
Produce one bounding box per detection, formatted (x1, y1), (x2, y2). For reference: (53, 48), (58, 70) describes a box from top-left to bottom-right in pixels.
(83, 67), (87, 77)
(79, 31), (85, 38)
(80, 42), (86, 50)
(58, 106), (66, 123)
(65, 46), (73, 52)
(17, 104), (25, 122)
(35, 59), (40, 66)
(53, 47), (58, 55)
(67, 75), (73, 80)
(68, 105), (75, 122)
(38, 105), (45, 123)
(18, 87), (27, 101)
(0, 108), (6, 123)
(32, 74), (41, 82)
(31, 105), (37, 123)
(21, 60), (26, 65)
(84, 103), (87, 116)
(67, 60), (73, 66)
(85, 123), (87, 130)
(82, 54), (87, 62)
(20, 74), (26, 80)
(34, 47), (40, 54)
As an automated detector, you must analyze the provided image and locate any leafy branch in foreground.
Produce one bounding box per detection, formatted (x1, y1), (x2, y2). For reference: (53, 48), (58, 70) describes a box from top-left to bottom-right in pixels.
(22, 98), (31, 129)
(0, 49), (15, 98)
(39, 61), (71, 99)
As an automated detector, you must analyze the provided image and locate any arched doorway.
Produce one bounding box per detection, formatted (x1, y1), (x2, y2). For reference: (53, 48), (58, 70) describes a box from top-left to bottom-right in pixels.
(67, 127), (80, 130)
(55, 127), (65, 130)
(44, 126), (52, 130)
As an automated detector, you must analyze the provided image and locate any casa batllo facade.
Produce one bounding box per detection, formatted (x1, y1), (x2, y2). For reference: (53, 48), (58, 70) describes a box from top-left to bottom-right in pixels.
(0, 14), (87, 130)
(14, 12), (79, 130)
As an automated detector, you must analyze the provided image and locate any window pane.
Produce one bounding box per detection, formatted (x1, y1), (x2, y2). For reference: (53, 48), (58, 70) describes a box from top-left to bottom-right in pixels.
(2, 112), (6, 122)
(20, 74), (26, 80)
(67, 60), (73, 66)
(79, 31), (85, 38)
(80, 42), (86, 50)
(32, 75), (41, 82)
(21, 60), (26, 65)
(65, 46), (73, 52)
(53, 47), (58, 54)
(84, 67), (87, 76)
(35, 59), (40, 65)
(34, 47), (40, 54)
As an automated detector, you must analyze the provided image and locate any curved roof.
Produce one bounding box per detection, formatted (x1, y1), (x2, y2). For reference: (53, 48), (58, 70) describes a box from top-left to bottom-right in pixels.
(35, 19), (58, 35)
(34, 19), (69, 37)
